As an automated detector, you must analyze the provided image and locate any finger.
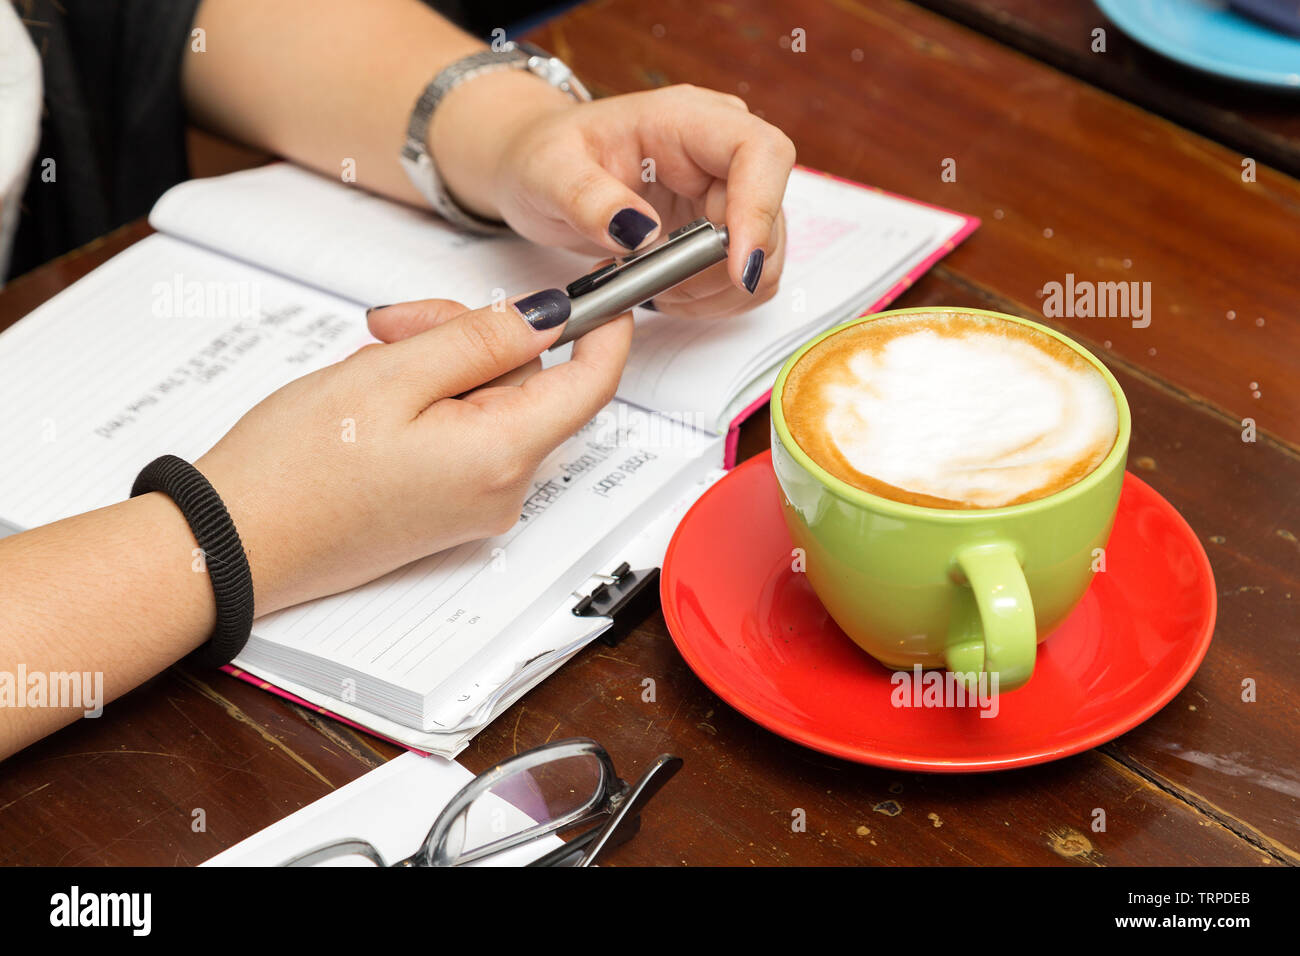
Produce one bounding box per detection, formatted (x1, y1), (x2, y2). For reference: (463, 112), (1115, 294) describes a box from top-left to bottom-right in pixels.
(651, 273), (781, 319)
(384, 288), (572, 413)
(366, 298), (469, 342)
(477, 357), (543, 391)
(486, 312), (634, 459)
(526, 152), (663, 254)
(655, 259), (735, 304)
(654, 209), (787, 316)
(641, 96), (795, 292)
(652, 281), (777, 319)
(719, 135), (794, 293)
(635, 179), (734, 304)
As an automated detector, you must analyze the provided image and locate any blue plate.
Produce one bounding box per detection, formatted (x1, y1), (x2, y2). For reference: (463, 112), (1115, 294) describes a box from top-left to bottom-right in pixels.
(1094, 0), (1300, 88)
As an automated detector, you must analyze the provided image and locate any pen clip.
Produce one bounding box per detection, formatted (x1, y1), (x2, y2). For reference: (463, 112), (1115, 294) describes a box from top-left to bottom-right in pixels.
(565, 261), (621, 299)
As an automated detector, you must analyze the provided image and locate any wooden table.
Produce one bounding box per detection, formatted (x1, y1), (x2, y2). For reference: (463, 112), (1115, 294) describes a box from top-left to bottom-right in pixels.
(911, 0), (1300, 178)
(1, 0), (1296, 866)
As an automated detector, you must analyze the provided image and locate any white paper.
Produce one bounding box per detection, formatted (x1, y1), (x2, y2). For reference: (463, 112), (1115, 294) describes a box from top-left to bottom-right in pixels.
(203, 752), (561, 867)
(0, 235), (374, 529)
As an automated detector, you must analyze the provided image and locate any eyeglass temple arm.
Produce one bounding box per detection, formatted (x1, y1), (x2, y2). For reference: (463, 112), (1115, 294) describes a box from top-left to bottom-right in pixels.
(577, 753), (683, 867)
(526, 815), (636, 868)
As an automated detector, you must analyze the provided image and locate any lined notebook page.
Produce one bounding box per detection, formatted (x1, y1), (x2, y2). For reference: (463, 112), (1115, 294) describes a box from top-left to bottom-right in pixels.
(0, 235), (375, 530)
(148, 164), (968, 433)
(149, 164), (591, 313)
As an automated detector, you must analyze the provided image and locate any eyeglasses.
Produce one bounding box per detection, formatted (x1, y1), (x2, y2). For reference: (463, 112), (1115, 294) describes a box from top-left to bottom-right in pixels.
(279, 738), (682, 867)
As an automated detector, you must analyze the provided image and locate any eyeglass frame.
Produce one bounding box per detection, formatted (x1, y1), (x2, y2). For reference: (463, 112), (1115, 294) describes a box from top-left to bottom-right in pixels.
(280, 738), (678, 867)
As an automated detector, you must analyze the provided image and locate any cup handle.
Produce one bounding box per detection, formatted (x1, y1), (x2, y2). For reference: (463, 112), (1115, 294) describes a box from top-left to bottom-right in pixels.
(945, 543), (1036, 691)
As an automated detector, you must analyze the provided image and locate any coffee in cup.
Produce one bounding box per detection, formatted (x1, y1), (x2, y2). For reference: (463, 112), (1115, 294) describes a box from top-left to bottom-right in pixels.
(770, 308), (1131, 692)
(780, 311), (1119, 510)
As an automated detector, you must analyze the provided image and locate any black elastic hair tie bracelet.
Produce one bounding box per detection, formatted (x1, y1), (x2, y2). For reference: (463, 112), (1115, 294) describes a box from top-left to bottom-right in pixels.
(131, 455), (255, 667)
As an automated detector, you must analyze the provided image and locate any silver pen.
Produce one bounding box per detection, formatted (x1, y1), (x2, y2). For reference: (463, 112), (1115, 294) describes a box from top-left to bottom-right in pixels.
(548, 218), (730, 349)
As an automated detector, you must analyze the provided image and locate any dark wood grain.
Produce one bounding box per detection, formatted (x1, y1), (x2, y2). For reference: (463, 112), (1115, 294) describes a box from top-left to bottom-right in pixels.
(909, 0), (1300, 177)
(458, 612), (1275, 866)
(897, 269), (1300, 863)
(0, 0), (1296, 867)
(0, 663), (398, 866)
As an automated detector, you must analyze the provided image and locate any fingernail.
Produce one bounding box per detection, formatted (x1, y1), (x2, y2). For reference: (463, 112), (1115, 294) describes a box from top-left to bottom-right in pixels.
(365, 304), (392, 316)
(741, 249), (765, 294)
(608, 208), (657, 250)
(512, 288), (571, 330)
(639, 299), (658, 311)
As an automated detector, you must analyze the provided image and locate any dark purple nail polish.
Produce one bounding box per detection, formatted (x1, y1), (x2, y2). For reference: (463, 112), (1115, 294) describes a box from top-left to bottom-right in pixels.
(513, 289), (571, 330)
(741, 249), (765, 293)
(365, 304), (392, 316)
(608, 208), (658, 250)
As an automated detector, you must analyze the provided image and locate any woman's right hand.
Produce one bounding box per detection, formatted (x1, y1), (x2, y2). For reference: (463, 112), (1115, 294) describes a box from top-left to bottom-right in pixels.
(195, 295), (632, 617)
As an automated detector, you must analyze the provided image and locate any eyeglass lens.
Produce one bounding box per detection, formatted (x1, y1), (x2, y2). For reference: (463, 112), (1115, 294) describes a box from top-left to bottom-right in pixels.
(442, 752), (607, 862)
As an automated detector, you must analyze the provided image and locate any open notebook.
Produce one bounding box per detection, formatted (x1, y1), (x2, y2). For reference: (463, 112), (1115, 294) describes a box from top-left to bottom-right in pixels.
(0, 163), (976, 755)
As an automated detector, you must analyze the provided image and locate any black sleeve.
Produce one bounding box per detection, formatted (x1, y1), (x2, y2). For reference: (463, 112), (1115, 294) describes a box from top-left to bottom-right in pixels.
(12, 0), (201, 279)
(11, 0), (505, 280)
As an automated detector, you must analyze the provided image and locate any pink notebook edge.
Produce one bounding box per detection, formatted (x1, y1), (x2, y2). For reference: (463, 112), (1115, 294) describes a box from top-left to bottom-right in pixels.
(723, 166), (980, 469)
(220, 665), (434, 756)
(222, 168), (980, 755)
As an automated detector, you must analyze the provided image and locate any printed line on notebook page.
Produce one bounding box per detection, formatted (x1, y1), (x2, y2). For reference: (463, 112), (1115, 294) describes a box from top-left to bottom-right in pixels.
(367, 517), (542, 668)
(280, 545), (459, 650)
(312, 553), (455, 650)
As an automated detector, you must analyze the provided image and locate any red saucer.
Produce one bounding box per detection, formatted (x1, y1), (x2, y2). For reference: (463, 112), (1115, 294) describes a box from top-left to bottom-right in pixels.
(661, 450), (1216, 772)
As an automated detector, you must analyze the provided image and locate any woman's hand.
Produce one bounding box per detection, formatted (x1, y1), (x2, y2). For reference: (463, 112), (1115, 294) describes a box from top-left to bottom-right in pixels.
(436, 81), (795, 318)
(196, 297), (632, 616)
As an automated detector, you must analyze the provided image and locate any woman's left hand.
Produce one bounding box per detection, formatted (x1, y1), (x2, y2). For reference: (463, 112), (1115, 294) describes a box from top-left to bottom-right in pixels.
(437, 82), (795, 318)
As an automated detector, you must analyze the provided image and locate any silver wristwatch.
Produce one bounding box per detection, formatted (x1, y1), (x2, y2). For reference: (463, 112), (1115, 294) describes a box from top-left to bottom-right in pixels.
(400, 41), (592, 234)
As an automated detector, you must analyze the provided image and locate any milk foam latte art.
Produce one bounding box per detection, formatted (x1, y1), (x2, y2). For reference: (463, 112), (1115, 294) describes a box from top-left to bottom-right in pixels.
(781, 312), (1120, 509)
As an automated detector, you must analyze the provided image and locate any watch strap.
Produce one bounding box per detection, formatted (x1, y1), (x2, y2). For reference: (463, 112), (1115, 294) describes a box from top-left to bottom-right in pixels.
(401, 41), (591, 234)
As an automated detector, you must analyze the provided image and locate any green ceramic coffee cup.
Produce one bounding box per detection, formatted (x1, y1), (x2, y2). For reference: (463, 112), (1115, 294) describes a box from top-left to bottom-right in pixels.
(770, 307), (1131, 692)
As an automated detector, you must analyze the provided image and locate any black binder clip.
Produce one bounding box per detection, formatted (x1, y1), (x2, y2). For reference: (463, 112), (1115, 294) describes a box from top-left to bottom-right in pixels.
(573, 562), (661, 646)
